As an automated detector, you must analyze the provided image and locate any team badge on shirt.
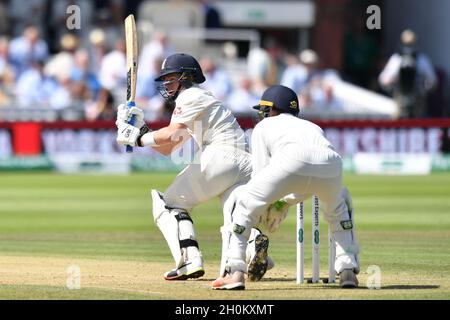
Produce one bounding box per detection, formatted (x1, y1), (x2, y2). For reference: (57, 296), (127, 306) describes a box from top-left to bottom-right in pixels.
(173, 107), (183, 116)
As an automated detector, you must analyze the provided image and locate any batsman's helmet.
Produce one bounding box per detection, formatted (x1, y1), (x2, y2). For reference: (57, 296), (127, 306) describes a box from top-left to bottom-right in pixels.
(253, 85), (299, 118)
(155, 53), (206, 84)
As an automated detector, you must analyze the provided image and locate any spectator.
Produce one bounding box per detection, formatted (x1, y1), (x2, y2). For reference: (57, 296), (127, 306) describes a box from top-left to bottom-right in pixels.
(312, 81), (344, 113)
(136, 56), (166, 122)
(88, 29), (108, 74)
(247, 47), (270, 96)
(226, 76), (259, 117)
(264, 36), (287, 86)
(15, 59), (48, 107)
(280, 53), (308, 95)
(200, 57), (233, 101)
(137, 56), (163, 101)
(45, 33), (80, 81)
(378, 29), (437, 118)
(296, 49), (341, 112)
(9, 25), (49, 76)
(50, 74), (73, 111)
(99, 39), (127, 93)
(139, 31), (175, 79)
(300, 49), (321, 80)
(15, 59), (72, 110)
(70, 49), (102, 103)
(85, 88), (116, 121)
(0, 37), (16, 92)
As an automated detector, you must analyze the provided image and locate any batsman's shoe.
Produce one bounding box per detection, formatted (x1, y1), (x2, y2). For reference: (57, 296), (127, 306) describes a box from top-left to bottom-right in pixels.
(212, 271), (245, 290)
(164, 257), (205, 281)
(339, 269), (359, 288)
(247, 233), (270, 282)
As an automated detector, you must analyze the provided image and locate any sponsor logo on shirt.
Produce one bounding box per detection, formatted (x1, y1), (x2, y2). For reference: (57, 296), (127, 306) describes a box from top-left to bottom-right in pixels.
(173, 107), (183, 116)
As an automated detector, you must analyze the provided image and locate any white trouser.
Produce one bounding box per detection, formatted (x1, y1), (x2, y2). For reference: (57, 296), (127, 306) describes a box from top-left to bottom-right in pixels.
(164, 145), (252, 212)
(157, 145), (252, 267)
(225, 156), (360, 275)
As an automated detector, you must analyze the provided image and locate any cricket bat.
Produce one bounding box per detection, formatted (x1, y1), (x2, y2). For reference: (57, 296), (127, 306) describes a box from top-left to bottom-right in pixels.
(125, 14), (138, 153)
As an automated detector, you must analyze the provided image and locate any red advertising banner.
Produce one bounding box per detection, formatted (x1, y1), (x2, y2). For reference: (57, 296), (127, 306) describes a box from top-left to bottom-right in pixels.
(0, 119), (450, 157)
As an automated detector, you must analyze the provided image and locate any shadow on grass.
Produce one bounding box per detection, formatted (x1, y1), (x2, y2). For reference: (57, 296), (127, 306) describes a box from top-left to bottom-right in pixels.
(380, 285), (440, 290)
(247, 278), (441, 291)
(195, 278), (440, 291)
(243, 285), (440, 292)
(262, 277), (334, 283)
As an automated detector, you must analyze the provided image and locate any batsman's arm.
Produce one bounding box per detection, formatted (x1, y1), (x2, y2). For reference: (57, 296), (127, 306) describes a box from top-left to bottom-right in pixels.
(140, 123), (191, 156)
(152, 144), (177, 156)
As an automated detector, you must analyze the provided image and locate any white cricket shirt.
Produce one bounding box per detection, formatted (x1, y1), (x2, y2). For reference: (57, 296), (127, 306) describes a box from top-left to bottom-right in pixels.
(171, 86), (247, 151)
(251, 113), (342, 178)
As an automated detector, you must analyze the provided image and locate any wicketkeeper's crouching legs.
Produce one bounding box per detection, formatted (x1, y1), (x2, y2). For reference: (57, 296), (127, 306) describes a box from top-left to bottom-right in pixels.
(311, 177), (360, 288)
(213, 165), (361, 289)
(318, 186), (360, 275)
(220, 185), (275, 282)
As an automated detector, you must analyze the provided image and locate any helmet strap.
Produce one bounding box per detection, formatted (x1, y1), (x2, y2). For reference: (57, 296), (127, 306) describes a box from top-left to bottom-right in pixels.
(179, 72), (194, 89)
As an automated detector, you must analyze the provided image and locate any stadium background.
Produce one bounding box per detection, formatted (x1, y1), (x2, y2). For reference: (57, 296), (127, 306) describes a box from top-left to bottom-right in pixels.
(0, 0), (448, 174)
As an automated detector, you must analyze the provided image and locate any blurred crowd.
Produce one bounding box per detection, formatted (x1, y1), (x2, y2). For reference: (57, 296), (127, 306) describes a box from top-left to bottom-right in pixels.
(0, 0), (445, 122)
(0, 0), (141, 122)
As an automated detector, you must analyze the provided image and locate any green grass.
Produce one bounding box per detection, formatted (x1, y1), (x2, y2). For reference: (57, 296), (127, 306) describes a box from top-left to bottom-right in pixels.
(0, 172), (449, 300)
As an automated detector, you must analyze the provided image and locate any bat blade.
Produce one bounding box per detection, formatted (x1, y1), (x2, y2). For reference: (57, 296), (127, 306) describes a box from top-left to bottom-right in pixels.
(125, 14), (138, 153)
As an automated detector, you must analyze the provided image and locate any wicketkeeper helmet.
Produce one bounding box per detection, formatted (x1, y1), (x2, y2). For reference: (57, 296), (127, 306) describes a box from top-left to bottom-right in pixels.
(253, 85), (299, 118)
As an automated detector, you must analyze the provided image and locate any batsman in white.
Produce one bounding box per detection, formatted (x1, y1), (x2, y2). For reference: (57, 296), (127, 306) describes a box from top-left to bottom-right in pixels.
(212, 85), (360, 290)
(116, 53), (274, 281)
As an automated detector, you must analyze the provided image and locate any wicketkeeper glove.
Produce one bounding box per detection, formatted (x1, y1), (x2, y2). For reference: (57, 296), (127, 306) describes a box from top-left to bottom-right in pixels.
(264, 199), (290, 233)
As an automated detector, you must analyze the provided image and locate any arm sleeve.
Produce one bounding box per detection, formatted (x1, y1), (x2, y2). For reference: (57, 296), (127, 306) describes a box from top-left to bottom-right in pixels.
(378, 54), (401, 90)
(251, 123), (271, 176)
(419, 55), (437, 90)
(281, 69), (295, 89)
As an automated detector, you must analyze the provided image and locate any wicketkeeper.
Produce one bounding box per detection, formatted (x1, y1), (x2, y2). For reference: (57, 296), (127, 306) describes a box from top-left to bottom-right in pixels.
(213, 85), (360, 290)
(116, 53), (273, 281)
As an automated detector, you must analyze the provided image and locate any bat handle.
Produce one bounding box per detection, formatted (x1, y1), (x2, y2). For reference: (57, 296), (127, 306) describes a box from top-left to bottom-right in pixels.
(126, 101), (136, 154)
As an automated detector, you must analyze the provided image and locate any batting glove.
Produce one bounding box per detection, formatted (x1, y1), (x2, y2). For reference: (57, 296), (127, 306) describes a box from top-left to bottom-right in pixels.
(116, 122), (140, 147)
(116, 104), (145, 129)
